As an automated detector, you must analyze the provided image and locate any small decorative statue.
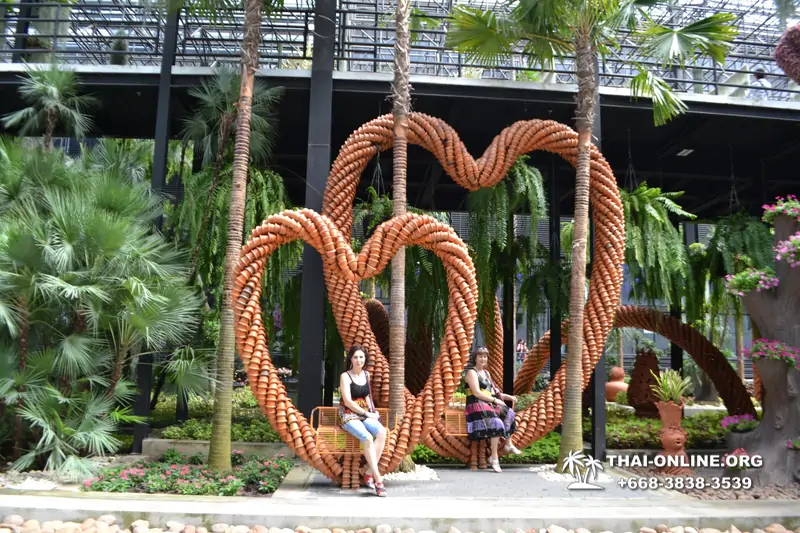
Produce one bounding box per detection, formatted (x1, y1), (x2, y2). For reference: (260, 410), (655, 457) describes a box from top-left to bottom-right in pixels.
(628, 350), (661, 418)
(657, 423), (692, 475)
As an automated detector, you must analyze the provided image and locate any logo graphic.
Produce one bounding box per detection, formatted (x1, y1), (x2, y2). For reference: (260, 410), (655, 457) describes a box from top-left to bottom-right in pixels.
(563, 450), (605, 490)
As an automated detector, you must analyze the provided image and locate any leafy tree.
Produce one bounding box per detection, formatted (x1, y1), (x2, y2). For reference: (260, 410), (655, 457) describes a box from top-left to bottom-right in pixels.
(446, 0), (738, 471)
(1, 62), (97, 150)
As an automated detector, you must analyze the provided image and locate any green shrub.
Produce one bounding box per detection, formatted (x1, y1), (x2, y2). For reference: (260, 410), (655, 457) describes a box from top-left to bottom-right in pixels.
(614, 391), (628, 404)
(514, 392), (540, 412)
(151, 389), (261, 428)
(410, 432), (561, 465)
(160, 418), (280, 443)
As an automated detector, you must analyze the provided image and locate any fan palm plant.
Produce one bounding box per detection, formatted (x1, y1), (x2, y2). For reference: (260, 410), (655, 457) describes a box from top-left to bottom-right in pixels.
(446, 0), (738, 471)
(0, 138), (202, 478)
(1, 62), (97, 150)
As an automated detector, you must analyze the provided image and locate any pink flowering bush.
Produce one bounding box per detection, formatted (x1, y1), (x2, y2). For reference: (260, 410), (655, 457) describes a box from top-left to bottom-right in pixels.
(725, 267), (779, 296)
(743, 338), (800, 370)
(788, 438), (800, 450)
(723, 448), (751, 470)
(762, 194), (800, 224)
(775, 231), (800, 268)
(81, 449), (293, 496)
(721, 414), (758, 433)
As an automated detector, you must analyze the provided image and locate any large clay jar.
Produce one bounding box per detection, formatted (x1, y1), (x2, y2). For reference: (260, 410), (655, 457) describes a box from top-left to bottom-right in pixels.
(606, 366), (629, 402)
(627, 350), (660, 418)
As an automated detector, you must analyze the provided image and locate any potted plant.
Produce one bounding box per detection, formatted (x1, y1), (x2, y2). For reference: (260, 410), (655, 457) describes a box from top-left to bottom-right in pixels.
(788, 438), (800, 451)
(650, 368), (692, 427)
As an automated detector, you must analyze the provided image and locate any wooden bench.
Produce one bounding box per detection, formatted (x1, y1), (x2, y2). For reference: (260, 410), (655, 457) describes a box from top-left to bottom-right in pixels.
(444, 407), (468, 436)
(310, 406), (391, 456)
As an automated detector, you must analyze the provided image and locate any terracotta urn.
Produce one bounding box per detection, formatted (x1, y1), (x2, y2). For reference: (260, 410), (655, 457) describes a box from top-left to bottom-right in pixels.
(605, 366), (629, 401)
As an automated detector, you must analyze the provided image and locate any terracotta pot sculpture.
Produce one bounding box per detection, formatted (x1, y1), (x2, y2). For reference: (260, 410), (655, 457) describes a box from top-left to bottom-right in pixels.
(606, 366), (628, 402)
(627, 350), (660, 418)
(656, 400), (684, 427)
(657, 423), (692, 475)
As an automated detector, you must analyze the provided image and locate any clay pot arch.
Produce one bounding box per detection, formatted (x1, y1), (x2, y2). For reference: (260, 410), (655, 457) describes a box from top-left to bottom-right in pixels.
(232, 209), (478, 482)
(318, 113), (625, 471)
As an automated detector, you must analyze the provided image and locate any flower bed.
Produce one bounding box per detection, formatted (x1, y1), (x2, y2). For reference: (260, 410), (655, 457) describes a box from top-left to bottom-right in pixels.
(744, 338), (800, 370)
(721, 413), (759, 433)
(81, 448), (293, 496)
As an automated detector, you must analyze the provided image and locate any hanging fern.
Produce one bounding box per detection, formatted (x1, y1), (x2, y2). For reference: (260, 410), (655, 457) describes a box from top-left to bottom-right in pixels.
(467, 156), (547, 332)
(704, 210), (774, 278)
(620, 182), (695, 306)
(167, 165), (302, 361)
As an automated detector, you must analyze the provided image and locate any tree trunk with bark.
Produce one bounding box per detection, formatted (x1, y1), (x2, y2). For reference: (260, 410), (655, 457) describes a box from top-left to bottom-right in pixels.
(729, 213), (800, 486)
(557, 34), (595, 471)
(389, 0), (411, 430)
(13, 298), (29, 460)
(43, 108), (56, 151)
(207, 0), (261, 471)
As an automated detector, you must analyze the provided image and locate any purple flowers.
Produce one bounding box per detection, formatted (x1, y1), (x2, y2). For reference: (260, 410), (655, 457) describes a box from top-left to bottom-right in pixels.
(775, 231), (800, 269)
(721, 414), (758, 432)
(743, 338), (800, 370)
(762, 194), (800, 224)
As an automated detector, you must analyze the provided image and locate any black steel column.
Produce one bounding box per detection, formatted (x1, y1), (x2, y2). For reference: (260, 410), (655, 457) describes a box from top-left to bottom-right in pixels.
(589, 69), (606, 461)
(670, 305), (683, 372)
(548, 160), (561, 384)
(502, 273), (515, 394)
(133, 8), (179, 455)
(11, 0), (38, 63)
(298, 0), (335, 419)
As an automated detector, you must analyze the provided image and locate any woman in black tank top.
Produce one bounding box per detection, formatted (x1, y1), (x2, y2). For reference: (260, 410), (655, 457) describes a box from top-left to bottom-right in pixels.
(338, 344), (387, 496)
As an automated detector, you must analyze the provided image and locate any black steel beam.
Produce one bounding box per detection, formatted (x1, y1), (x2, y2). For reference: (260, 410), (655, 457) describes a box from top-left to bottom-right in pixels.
(298, 0), (335, 419)
(670, 305), (683, 373)
(133, 7), (178, 455)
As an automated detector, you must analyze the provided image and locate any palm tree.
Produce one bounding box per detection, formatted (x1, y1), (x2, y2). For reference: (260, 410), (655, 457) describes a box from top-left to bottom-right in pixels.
(446, 0), (738, 472)
(181, 67), (283, 282)
(1, 62), (97, 150)
(0, 138), (201, 478)
(389, 0), (413, 431)
(171, 0), (285, 471)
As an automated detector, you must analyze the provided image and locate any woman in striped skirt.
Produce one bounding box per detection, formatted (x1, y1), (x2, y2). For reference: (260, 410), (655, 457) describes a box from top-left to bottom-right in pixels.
(463, 346), (522, 472)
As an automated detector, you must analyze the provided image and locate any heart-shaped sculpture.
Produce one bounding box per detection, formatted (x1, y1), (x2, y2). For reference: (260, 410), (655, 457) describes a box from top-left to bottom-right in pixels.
(232, 209), (478, 482)
(319, 113), (626, 468)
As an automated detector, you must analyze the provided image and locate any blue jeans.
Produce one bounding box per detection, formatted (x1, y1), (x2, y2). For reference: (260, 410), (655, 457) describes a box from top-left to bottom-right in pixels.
(342, 417), (385, 442)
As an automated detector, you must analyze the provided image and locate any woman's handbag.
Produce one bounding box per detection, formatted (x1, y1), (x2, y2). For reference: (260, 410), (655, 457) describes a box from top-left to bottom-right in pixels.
(365, 370), (382, 422)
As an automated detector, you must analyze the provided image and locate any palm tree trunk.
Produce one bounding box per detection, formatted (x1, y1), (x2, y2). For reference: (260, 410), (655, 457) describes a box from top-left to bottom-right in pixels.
(13, 298), (29, 460)
(388, 0), (411, 429)
(43, 108), (56, 151)
(189, 116), (233, 283)
(556, 34), (595, 471)
(207, 0), (260, 471)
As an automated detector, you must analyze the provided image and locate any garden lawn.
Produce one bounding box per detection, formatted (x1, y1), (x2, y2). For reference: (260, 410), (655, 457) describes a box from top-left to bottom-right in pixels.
(82, 449), (293, 497)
